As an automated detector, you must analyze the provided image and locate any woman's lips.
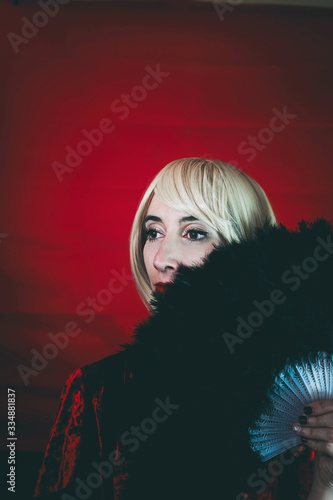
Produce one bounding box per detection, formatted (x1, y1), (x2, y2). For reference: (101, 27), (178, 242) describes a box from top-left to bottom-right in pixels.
(154, 282), (172, 293)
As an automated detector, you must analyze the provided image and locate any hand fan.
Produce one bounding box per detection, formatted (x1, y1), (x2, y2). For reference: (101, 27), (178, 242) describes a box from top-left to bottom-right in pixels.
(248, 351), (333, 462)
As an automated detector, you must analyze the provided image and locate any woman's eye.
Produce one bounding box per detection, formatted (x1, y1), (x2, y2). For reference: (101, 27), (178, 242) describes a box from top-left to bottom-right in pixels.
(185, 229), (208, 241)
(144, 228), (162, 241)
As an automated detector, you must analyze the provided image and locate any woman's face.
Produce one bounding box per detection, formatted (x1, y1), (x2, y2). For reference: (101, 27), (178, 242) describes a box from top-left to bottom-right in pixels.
(143, 194), (221, 292)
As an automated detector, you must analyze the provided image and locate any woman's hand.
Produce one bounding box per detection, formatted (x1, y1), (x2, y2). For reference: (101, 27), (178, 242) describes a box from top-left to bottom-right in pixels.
(293, 399), (333, 498)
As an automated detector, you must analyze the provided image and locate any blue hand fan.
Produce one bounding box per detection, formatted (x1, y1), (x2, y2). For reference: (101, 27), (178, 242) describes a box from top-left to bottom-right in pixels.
(249, 351), (333, 461)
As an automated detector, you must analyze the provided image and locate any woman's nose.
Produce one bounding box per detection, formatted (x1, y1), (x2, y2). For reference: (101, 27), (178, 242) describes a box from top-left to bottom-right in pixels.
(153, 237), (179, 272)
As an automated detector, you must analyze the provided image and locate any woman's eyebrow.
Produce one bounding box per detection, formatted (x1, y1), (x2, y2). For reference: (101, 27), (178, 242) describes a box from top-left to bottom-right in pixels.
(144, 215), (199, 224)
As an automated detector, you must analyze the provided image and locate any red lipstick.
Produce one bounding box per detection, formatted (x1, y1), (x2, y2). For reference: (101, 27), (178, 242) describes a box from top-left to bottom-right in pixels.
(154, 282), (173, 293)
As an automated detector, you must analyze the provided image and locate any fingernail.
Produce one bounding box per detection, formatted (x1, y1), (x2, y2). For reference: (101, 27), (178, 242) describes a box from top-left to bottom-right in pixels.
(299, 415), (307, 425)
(304, 406), (312, 415)
(293, 424), (302, 433)
(301, 437), (308, 443)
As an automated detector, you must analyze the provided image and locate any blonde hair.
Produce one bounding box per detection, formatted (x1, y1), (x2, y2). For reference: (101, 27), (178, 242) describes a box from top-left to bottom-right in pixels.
(130, 158), (276, 309)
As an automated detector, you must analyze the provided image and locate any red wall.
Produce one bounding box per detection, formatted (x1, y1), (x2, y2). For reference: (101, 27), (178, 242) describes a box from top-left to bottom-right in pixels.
(0, 2), (332, 452)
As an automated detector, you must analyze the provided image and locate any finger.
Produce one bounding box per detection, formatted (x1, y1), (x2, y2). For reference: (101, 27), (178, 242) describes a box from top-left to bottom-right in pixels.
(299, 437), (333, 458)
(304, 399), (333, 416)
(298, 413), (333, 427)
(293, 423), (333, 443)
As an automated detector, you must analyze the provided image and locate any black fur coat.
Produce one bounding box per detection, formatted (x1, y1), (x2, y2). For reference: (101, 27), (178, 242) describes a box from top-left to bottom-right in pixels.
(35, 218), (333, 500)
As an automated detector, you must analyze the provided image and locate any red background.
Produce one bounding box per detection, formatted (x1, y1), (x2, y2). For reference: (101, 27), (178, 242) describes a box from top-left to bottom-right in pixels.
(0, 1), (332, 479)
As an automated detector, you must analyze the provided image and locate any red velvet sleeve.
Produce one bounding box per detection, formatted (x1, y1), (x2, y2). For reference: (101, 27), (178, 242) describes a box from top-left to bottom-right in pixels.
(34, 368), (104, 499)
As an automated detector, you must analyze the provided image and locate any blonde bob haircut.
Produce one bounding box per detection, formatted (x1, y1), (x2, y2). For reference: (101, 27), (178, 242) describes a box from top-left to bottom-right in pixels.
(130, 158), (277, 309)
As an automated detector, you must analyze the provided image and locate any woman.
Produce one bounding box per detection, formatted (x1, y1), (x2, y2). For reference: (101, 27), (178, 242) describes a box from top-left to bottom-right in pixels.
(34, 158), (333, 499)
